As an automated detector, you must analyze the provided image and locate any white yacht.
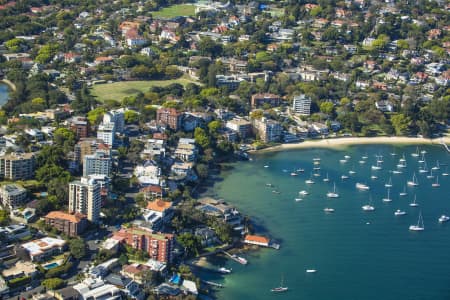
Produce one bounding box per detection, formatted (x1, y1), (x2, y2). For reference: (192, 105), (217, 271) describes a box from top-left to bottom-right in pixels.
(394, 209), (406, 216)
(295, 198), (303, 202)
(326, 183), (339, 198)
(409, 195), (419, 207)
(362, 196), (375, 211)
(371, 175), (378, 180)
(306, 269), (317, 273)
(362, 204), (375, 211)
(418, 153), (425, 164)
(323, 173), (330, 182)
(341, 175), (349, 180)
(411, 147), (420, 157)
(305, 176), (315, 184)
(382, 188), (392, 202)
(344, 155), (351, 159)
(432, 176), (440, 188)
(324, 208), (335, 213)
(432, 160), (440, 171)
(438, 215), (450, 223)
(356, 183), (370, 190)
(299, 190), (309, 196)
(397, 155), (407, 168)
(384, 177), (393, 188)
(407, 173), (419, 187)
(399, 186), (407, 196)
(409, 212), (424, 231)
(371, 163), (382, 170)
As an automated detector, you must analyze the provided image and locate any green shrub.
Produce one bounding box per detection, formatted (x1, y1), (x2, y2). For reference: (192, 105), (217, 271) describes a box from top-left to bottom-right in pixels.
(8, 276), (31, 288)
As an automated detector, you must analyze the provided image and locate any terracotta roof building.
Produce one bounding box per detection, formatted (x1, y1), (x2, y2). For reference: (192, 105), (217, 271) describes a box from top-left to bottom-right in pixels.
(244, 234), (270, 247)
(45, 211), (88, 237)
(146, 199), (172, 213)
(113, 227), (174, 263)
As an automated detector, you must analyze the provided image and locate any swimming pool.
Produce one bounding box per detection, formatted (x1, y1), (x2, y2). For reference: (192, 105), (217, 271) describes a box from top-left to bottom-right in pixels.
(43, 262), (59, 270)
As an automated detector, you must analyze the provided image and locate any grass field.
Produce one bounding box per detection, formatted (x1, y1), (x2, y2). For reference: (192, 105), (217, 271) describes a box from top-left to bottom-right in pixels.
(90, 78), (198, 102)
(152, 4), (196, 18)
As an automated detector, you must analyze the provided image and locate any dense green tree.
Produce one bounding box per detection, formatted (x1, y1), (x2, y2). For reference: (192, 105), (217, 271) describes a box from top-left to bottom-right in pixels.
(177, 233), (202, 256)
(124, 110), (139, 124)
(320, 102), (334, 115)
(42, 278), (65, 290)
(194, 127), (211, 150)
(69, 238), (86, 259)
(0, 210), (10, 226)
(391, 114), (411, 136)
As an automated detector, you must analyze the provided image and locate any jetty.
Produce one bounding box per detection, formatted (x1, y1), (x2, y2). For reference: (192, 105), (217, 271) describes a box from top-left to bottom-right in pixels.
(243, 234), (280, 250)
(222, 251), (248, 265)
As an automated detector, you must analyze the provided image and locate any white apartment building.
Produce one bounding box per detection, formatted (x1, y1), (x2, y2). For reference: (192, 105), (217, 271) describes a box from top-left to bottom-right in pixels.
(0, 184), (27, 209)
(69, 177), (101, 223)
(292, 94), (312, 115)
(97, 122), (115, 147)
(103, 109), (125, 134)
(253, 118), (282, 143)
(83, 150), (112, 177)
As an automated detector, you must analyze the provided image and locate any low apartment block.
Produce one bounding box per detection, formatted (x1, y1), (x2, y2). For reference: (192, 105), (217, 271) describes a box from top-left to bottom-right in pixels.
(44, 211), (88, 237)
(0, 152), (35, 180)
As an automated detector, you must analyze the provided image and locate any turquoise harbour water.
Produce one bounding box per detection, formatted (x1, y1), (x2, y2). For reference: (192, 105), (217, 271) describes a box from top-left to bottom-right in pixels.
(203, 144), (450, 300)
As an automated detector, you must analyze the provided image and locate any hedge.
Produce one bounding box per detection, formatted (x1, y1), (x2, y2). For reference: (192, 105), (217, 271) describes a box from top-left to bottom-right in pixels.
(8, 276), (31, 288)
(45, 261), (73, 278)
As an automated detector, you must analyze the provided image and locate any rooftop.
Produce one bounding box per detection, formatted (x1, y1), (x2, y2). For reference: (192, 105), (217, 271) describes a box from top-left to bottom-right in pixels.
(22, 237), (66, 256)
(146, 199), (173, 212)
(244, 234), (270, 244)
(45, 211), (86, 223)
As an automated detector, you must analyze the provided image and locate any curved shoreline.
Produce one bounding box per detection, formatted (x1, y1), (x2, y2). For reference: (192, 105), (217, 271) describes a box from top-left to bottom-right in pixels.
(253, 136), (450, 153)
(1, 79), (16, 91)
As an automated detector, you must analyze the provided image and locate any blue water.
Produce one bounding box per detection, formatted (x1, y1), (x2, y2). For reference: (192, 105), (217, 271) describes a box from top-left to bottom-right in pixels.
(204, 144), (450, 300)
(43, 262), (60, 270)
(0, 83), (9, 106)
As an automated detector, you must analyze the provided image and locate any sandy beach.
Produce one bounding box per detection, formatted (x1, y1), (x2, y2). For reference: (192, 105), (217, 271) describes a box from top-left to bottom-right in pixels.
(255, 136), (450, 153)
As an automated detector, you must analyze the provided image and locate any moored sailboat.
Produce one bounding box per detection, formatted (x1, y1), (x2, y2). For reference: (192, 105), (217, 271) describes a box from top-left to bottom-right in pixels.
(409, 212), (424, 231)
(399, 185), (407, 196)
(270, 275), (288, 293)
(409, 194), (419, 207)
(382, 188), (392, 202)
(432, 176), (440, 187)
(411, 146), (420, 157)
(407, 172), (419, 187)
(327, 182), (339, 198)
